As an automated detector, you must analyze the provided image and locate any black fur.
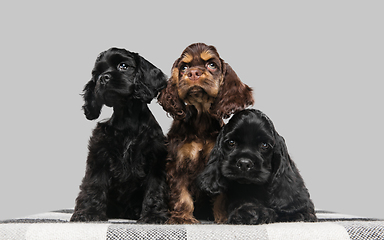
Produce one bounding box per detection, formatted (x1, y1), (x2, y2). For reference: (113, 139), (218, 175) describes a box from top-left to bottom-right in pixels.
(198, 109), (317, 224)
(71, 48), (169, 223)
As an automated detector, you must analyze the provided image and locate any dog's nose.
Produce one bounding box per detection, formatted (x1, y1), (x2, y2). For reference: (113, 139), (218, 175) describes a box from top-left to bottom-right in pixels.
(187, 69), (202, 81)
(236, 159), (254, 172)
(99, 73), (112, 85)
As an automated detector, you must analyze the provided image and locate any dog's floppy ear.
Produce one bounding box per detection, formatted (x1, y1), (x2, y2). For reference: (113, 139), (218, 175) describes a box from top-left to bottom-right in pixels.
(268, 133), (314, 214)
(134, 54), (168, 103)
(198, 130), (227, 195)
(82, 78), (103, 120)
(158, 58), (187, 120)
(81, 51), (106, 120)
(210, 63), (254, 119)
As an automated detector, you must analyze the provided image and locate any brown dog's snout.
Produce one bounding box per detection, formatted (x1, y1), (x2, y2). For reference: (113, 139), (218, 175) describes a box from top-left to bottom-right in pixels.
(187, 69), (202, 81)
(99, 73), (112, 85)
(236, 158), (254, 172)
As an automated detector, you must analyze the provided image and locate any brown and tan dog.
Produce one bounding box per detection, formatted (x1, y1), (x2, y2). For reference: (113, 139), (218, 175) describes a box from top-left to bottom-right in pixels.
(158, 43), (254, 224)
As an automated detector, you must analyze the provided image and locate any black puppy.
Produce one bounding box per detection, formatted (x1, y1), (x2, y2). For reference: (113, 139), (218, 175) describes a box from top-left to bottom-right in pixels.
(71, 48), (169, 223)
(198, 109), (317, 224)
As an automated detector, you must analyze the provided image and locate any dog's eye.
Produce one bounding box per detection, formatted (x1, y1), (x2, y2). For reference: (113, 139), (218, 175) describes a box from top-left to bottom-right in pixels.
(180, 65), (189, 74)
(260, 143), (270, 151)
(117, 63), (129, 71)
(206, 62), (217, 71)
(227, 140), (236, 147)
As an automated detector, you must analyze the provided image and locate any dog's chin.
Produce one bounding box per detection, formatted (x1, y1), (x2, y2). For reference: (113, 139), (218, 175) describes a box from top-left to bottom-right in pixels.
(187, 86), (205, 98)
(224, 170), (270, 185)
(101, 90), (133, 107)
(178, 85), (202, 100)
(178, 77), (220, 100)
(235, 177), (268, 185)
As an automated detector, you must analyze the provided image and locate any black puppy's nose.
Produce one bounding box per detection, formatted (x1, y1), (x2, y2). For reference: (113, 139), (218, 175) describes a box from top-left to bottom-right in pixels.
(99, 73), (112, 85)
(236, 159), (254, 172)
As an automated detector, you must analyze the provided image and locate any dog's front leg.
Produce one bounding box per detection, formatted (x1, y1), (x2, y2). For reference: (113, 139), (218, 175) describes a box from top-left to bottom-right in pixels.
(138, 171), (170, 224)
(71, 160), (110, 222)
(166, 183), (199, 224)
(226, 200), (277, 225)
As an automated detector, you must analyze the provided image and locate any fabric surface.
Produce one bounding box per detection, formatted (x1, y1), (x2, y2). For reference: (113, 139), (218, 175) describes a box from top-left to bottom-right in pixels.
(0, 209), (383, 240)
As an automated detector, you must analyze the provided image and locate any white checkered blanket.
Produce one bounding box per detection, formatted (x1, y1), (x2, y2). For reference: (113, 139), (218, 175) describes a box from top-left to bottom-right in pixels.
(1, 210), (383, 239)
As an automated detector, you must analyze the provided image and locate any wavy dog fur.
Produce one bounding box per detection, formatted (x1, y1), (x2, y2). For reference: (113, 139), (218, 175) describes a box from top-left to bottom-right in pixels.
(158, 43), (254, 224)
(198, 109), (317, 224)
(71, 48), (169, 223)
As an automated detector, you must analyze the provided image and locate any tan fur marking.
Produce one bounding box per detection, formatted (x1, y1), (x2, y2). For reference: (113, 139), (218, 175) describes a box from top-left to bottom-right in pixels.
(203, 140), (216, 157)
(181, 53), (193, 63)
(172, 68), (179, 83)
(167, 185), (199, 224)
(213, 193), (228, 223)
(181, 187), (194, 212)
(200, 50), (214, 61)
(177, 142), (203, 162)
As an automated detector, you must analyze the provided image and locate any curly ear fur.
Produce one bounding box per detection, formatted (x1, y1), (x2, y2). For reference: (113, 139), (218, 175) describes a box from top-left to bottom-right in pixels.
(197, 130), (227, 195)
(268, 134), (315, 217)
(134, 54), (167, 103)
(158, 59), (187, 120)
(210, 63), (254, 119)
(82, 79), (103, 120)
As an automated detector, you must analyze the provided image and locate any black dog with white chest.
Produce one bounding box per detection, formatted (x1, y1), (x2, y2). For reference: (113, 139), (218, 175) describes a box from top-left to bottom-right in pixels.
(198, 109), (317, 224)
(71, 48), (169, 223)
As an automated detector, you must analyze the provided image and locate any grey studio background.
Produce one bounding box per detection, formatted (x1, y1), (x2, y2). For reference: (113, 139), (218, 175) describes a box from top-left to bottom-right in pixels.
(1, 1), (383, 221)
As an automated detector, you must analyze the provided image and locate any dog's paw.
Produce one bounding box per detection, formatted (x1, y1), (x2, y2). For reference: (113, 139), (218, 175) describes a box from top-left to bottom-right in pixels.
(138, 214), (169, 224)
(166, 216), (200, 224)
(227, 204), (277, 225)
